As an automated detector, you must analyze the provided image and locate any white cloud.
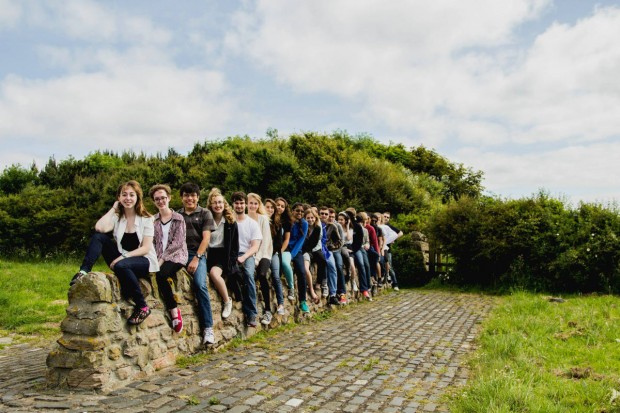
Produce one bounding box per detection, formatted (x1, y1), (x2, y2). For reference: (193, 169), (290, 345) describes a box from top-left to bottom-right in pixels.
(20, 0), (171, 45)
(0, 61), (233, 153)
(229, 1), (620, 147)
(0, 1), (242, 169)
(0, 0), (22, 29)
(228, 0), (549, 92)
(489, 7), (620, 144)
(456, 141), (620, 205)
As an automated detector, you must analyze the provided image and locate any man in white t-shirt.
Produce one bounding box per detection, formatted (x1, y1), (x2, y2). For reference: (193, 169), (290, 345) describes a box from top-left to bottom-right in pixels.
(382, 212), (403, 290)
(231, 191), (262, 327)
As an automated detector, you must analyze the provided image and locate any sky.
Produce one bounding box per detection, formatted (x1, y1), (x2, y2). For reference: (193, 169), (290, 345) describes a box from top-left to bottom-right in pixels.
(1, 0), (619, 205)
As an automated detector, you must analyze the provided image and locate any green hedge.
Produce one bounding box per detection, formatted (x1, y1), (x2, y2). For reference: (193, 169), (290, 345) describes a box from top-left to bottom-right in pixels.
(429, 192), (620, 293)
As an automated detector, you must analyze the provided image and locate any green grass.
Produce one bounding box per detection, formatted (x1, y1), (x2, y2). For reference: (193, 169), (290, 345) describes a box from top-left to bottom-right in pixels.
(0, 257), (109, 343)
(361, 357), (380, 371)
(449, 291), (620, 412)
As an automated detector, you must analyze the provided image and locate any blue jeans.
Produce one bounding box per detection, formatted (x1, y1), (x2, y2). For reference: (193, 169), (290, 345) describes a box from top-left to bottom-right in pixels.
(367, 247), (380, 279)
(269, 253), (285, 306)
(187, 251), (213, 330)
(325, 253), (337, 296)
(281, 251), (294, 290)
(291, 251), (307, 302)
(332, 250), (346, 295)
(386, 250), (399, 287)
(352, 249), (370, 293)
(361, 249), (372, 286)
(239, 254), (258, 319)
(80, 232), (120, 272)
(258, 256), (284, 311)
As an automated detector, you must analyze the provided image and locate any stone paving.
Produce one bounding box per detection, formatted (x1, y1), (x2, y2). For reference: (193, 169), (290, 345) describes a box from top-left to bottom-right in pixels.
(0, 290), (494, 412)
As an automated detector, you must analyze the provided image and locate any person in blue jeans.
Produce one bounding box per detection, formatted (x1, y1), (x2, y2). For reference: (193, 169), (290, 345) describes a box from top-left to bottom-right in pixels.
(382, 212), (403, 290)
(178, 182), (216, 345)
(231, 191), (262, 328)
(319, 207), (340, 306)
(264, 198), (287, 320)
(345, 210), (372, 301)
(328, 208), (348, 304)
(287, 203), (310, 312)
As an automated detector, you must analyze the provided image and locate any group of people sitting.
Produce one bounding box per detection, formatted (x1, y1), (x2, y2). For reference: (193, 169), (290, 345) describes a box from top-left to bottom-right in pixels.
(70, 180), (403, 345)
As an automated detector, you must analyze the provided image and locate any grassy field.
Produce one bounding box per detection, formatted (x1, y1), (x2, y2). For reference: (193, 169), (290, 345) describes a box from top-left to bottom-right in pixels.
(0, 257), (108, 343)
(448, 291), (620, 412)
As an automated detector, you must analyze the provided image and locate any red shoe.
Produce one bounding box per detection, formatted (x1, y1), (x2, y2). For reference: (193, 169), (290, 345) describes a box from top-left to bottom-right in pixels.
(338, 294), (348, 305)
(172, 308), (183, 333)
(362, 291), (373, 301)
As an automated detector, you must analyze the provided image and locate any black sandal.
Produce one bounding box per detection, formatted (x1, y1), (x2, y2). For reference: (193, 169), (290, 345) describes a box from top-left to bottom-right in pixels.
(69, 272), (85, 286)
(128, 307), (151, 325)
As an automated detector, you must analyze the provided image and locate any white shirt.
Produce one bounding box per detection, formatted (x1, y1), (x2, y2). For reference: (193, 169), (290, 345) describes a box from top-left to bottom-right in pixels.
(161, 220), (171, 253)
(254, 214), (273, 262)
(380, 224), (398, 249)
(236, 215), (262, 253)
(209, 218), (225, 248)
(112, 215), (159, 272)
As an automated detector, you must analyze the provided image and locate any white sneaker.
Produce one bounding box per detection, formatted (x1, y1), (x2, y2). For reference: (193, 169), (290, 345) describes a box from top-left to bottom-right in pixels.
(277, 305), (286, 315)
(393, 286), (400, 291)
(202, 327), (215, 345)
(222, 298), (233, 319)
(287, 289), (295, 301)
(261, 311), (273, 325)
(321, 281), (328, 297)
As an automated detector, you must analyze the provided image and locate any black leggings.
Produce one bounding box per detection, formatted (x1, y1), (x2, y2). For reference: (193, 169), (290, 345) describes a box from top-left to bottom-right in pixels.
(312, 250), (327, 284)
(156, 261), (184, 310)
(256, 257), (272, 310)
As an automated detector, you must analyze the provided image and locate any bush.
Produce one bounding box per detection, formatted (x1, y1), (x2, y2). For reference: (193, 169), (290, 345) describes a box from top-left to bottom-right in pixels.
(391, 233), (429, 286)
(429, 193), (620, 293)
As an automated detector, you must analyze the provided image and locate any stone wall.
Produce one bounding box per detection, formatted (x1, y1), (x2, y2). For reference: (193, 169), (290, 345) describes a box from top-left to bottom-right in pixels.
(46, 268), (372, 392)
(411, 231), (430, 271)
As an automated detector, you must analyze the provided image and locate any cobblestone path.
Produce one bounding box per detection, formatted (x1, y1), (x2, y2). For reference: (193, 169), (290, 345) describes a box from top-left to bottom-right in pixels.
(0, 290), (494, 412)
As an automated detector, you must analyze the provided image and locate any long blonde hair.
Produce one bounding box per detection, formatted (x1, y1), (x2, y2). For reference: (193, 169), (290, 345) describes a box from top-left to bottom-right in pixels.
(207, 188), (235, 224)
(247, 192), (268, 216)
